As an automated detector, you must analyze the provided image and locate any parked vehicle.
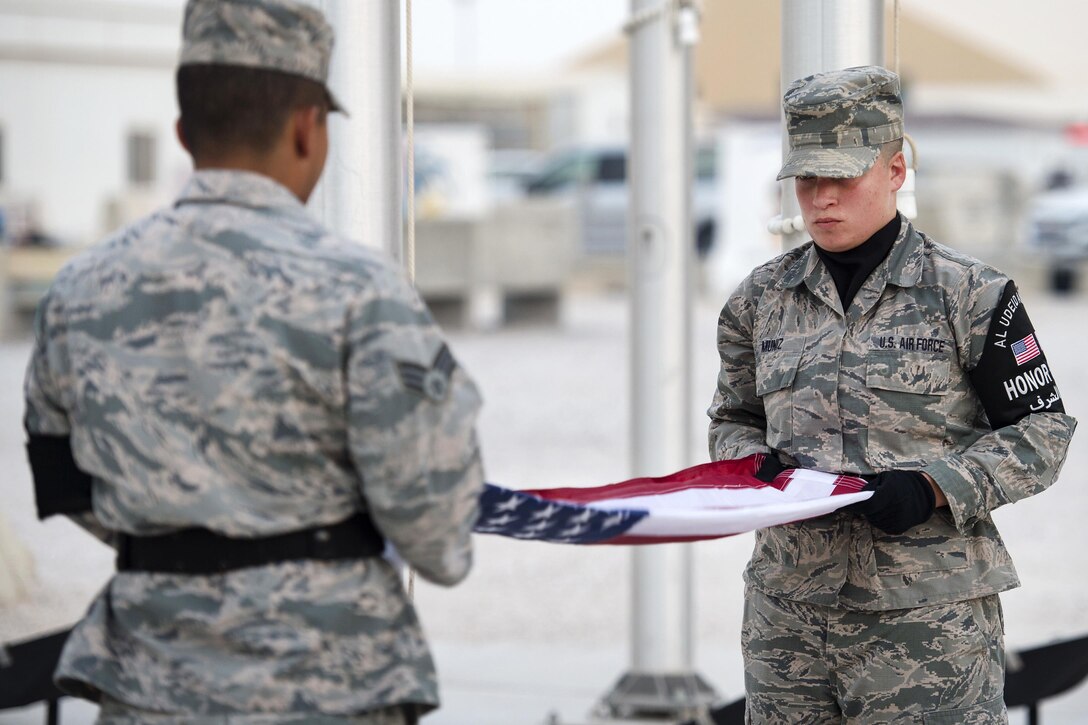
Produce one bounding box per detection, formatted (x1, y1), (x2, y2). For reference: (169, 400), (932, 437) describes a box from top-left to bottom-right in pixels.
(523, 145), (718, 257)
(486, 149), (544, 204)
(1025, 185), (1088, 260)
(1024, 184), (1088, 293)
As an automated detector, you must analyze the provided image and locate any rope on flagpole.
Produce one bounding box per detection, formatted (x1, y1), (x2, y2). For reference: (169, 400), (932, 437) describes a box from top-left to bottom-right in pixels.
(891, 0), (918, 217)
(893, 0), (900, 78)
(405, 0), (416, 285)
(404, 0), (417, 602)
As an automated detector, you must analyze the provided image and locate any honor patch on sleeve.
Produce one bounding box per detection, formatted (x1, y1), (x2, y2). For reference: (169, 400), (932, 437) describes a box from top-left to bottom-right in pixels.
(969, 281), (1064, 429)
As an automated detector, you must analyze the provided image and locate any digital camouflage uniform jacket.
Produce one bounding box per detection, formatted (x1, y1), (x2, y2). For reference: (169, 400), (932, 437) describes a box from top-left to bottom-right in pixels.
(708, 218), (1076, 611)
(23, 170), (484, 716)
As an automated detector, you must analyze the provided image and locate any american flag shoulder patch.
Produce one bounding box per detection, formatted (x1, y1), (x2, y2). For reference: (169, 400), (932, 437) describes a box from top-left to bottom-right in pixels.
(1011, 333), (1040, 366)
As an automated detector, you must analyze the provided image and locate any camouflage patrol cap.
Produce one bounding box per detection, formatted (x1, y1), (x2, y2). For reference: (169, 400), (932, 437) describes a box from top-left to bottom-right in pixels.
(180, 0), (346, 114)
(777, 65), (902, 180)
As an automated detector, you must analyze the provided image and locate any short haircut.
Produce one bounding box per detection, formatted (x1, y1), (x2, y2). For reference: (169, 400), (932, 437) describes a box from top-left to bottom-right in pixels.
(176, 64), (328, 159)
(879, 138), (904, 164)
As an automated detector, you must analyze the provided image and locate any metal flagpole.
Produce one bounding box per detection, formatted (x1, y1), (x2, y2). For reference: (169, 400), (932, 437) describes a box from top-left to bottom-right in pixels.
(318, 0), (404, 263)
(318, 0), (418, 594)
(594, 0), (717, 719)
(778, 0), (885, 249)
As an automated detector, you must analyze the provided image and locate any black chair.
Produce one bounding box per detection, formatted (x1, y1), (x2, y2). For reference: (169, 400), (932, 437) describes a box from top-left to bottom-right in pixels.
(1004, 633), (1088, 725)
(0, 627), (72, 725)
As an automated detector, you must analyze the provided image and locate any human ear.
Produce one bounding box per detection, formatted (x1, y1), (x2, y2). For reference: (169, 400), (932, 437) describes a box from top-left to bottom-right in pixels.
(292, 107), (322, 159)
(175, 118), (192, 155)
(888, 150), (907, 192)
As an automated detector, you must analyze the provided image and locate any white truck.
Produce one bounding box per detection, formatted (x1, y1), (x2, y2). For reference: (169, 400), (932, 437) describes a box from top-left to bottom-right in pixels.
(522, 145), (718, 257)
(1023, 184), (1088, 292)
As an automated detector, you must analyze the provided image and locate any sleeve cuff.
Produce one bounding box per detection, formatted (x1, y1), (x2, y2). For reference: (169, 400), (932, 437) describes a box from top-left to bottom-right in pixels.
(921, 457), (985, 532)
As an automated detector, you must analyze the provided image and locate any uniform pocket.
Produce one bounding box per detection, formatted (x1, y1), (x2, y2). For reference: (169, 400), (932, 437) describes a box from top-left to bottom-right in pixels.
(871, 514), (970, 575)
(922, 694), (1006, 724)
(755, 353), (800, 396)
(865, 350), (951, 469)
(755, 340), (803, 452)
(866, 350), (951, 395)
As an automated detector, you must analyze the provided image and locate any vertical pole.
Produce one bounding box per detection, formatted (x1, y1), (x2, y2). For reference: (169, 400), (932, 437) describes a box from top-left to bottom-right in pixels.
(596, 1), (717, 717)
(779, 0), (884, 248)
(629, 0), (691, 675)
(319, 0), (404, 262)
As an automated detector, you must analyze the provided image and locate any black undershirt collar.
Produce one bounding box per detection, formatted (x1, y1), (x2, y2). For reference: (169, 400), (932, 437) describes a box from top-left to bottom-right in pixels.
(814, 214), (901, 311)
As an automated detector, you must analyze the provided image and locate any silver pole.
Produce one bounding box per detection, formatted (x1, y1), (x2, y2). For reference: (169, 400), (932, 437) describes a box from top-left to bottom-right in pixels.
(318, 0), (403, 262)
(595, 0), (717, 717)
(629, 0), (690, 674)
(779, 0), (884, 248)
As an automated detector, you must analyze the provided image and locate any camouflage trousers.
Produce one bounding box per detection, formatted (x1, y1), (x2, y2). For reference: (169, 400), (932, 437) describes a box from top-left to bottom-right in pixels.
(742, 588), (1007, 724)
(96, 698), (418, 725)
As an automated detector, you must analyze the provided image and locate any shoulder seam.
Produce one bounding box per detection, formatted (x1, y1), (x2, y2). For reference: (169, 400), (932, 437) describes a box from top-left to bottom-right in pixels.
(923, 236), (1000, 277)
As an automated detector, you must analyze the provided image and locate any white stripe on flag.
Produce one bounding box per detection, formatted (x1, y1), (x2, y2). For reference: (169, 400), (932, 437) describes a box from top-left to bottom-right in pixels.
(579, 468), (872, 539)
(621, 491), (872, 538)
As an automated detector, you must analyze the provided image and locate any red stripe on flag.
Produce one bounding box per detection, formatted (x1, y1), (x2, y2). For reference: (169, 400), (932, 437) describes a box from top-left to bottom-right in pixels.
(524, 455), (765, 504)
(524, 454), (867, 504)
(604, 533), (737, 545)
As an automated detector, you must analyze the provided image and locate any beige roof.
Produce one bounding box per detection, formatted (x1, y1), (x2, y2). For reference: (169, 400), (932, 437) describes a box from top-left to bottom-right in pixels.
(569, 1), (1042, 117)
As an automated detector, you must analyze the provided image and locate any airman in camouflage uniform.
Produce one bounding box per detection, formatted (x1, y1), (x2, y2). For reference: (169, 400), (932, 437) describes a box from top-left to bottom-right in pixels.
(708, 66), (1076, 723)
(23, 1), (483, 722)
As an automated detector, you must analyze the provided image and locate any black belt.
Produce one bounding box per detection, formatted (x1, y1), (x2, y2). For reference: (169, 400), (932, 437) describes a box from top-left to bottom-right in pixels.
(116, 513), (383, 575)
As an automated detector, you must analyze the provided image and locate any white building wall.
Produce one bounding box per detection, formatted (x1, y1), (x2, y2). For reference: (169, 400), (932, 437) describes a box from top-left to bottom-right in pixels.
(0, 60), (189, 245)
(547, 71), (629, 148)
(575, 72), (628, 145)
(0, 0), (188, 246)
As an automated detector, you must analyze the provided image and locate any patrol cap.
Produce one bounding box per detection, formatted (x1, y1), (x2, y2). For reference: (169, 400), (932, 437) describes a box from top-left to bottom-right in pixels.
(776, 65), (903, 180)
(179, 0), (347, 114)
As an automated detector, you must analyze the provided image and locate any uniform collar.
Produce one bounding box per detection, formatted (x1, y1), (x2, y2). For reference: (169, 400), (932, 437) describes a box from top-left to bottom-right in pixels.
(882, 216), (925, 288)
(778, 214), (923, 318)
(780, 214), (923, 291)
(175, 169), (306, 212)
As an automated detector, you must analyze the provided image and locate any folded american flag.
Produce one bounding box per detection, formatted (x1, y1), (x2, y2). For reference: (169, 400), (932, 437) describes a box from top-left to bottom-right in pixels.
(473, 454), (870, 545)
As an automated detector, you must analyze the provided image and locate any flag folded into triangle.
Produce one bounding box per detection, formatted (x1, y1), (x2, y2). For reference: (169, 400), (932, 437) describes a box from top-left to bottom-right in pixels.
(474, 454), (871, 545)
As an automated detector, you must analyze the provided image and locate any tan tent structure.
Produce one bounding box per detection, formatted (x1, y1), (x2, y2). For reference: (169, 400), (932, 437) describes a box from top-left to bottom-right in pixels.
(570, 1), (1041, 119)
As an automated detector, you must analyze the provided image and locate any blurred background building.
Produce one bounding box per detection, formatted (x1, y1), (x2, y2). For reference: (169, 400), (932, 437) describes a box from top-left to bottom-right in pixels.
(2, 0), (1088, 330)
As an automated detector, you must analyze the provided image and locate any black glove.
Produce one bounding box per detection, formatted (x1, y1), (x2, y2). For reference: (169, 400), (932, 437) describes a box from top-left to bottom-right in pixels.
(848, 470), (936, 535)
(754, 454), (791, 483)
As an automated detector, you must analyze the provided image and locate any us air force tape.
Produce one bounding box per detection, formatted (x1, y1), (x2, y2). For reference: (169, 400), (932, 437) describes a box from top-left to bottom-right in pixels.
(969, 281), (1064, 429)
(396, 343), (457, 402)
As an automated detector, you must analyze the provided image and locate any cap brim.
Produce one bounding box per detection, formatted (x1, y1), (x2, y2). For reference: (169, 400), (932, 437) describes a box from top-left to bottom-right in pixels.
(326, 88), (349, 117)
(776, 145), (879, 180)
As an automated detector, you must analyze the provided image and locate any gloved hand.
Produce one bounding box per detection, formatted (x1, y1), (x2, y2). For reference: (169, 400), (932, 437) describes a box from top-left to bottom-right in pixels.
(754, 454), (792, 483)
(848, 470), (936, 535)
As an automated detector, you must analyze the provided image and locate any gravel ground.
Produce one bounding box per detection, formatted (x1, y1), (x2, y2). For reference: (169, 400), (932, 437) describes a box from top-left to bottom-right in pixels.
(2, 286), (1087, 724)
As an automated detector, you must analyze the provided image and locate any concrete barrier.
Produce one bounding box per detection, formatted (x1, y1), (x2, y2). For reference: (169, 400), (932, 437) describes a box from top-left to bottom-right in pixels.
(0, 246), (81, 339)
(0, 198), (580, 338)
(414, 197), (578, 328)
